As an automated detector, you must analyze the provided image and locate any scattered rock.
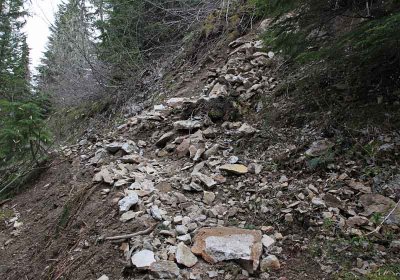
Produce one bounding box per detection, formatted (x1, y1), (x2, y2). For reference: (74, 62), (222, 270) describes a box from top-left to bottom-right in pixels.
(203, 191), (216, 205)
(176, 242), (198, 268)
(360, 194), (400, 224)
(260, 255), (281, 271)
(131, 250), (156, 269)
(192, 172), (217, 188)
(118, 192), (139, 212)
(238, 123), (257, 136)
(156, 131), (176, 148)
(248, 163), (262, 174)
(93, 168), (114, 185)
(305, 140), (333, 157)
(173, 120), (202, 130)
(150, 205), (163, 221)
(219, 164), (248, 175)
(262, 235), (275, 250)
(150, 261), (180, 279)
(97, 275), (109, 280)
(120, 211), (137, 222)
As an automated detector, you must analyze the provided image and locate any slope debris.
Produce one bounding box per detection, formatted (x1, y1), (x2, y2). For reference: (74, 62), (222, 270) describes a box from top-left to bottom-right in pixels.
(1, 34), (400, 280)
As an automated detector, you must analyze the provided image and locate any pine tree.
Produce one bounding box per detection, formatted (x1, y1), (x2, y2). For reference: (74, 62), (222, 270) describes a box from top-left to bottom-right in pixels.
(0, 0), (50, 166)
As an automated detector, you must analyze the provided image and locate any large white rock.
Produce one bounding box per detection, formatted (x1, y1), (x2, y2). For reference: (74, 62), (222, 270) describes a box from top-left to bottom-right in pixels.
(131, 250), (156, 268)
(192, 227), (262, 271)
(118, 192), (139, 212)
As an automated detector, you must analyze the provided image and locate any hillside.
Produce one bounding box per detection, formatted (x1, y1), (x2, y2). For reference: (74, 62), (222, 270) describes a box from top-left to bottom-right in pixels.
(1, 1), (400, 280)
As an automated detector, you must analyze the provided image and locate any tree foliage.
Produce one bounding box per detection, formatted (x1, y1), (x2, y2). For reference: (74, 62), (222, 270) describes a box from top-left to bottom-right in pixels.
(255, 0), (400, 99)
(0, 0), (50, 166)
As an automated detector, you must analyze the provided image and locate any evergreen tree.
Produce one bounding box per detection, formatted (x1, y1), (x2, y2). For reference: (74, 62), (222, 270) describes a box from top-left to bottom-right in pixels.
(0, 0), (50, 166)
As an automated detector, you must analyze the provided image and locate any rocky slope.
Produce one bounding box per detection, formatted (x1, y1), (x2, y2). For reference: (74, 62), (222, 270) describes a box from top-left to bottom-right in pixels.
(1, 27), (400, 280)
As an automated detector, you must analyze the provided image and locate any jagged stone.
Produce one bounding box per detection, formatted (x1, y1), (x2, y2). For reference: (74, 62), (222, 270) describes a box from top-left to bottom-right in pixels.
(176, 138), (191, 158)
(203, 144), (219, 159)
(156, 131), (176, 148)
(219, 164), (248, 175)
(150, 261), (180, 279)
(260, 255), (280, 271)
(89, 148), (107, 165)
(360, 194), (400, 225)
(120, 211), (137, 222)
(105, 142), (124, 153)
(248, 163), (262, 174)
(305, 139), (333, 157)
(118, 192), (139, 212)
(173, 120), (202, 130)
(209, 83), (228, 98)
(262, 235), (275, 249)
(166, 97), (187, 108)
(202, 127), (218, 139)
(192, 172), (217, 188)
(93, 168), (114, 185)
(238, 123), (257, 136)
(203, 191), (216, 205)
(150, 205), (163, 221)
(121, 154), (144, 164)
(176, 242), (198, 268)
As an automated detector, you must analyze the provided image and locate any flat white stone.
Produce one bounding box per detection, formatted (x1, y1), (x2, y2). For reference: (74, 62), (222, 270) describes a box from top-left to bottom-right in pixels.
(131, 250), (156, 268)
(204, 234), (254, 262)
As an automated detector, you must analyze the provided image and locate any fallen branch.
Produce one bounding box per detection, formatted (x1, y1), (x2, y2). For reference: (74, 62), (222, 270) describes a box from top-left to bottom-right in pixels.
(0, 198), (11, 206)
(365, 198), (400, 236)
(102, 223), (158, 241)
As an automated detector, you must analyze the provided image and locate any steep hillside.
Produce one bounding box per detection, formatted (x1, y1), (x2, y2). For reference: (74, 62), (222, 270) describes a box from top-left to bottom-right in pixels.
(1, 2), (400, 280)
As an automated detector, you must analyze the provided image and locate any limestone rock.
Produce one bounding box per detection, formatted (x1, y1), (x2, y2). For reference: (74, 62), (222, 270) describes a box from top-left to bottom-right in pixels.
(166, 97), (187, 108)
(120, 211), (137, 222)
(262, 235), (275, 250)
(219, 164), (248, 175)
(360, 194), (400, 225)
(105, 142), (123, 153)
(150, 205), (163, 221)
(131, 249), (156, 268)
(156, 131), (175, 148)
(260, 255), (280, 271)
(118, 192), (139, 212)
(121, 154), (144, 164)
(238, 123), (257, 136)
(176, 242), (198, 268)
(93, 169), (113, 185)
(97, 275), (109, 280)
(305, 140), (333, 157)
(203, 191), (216, 205)
(173, 120), (202, 130)
(89, 148), (107, 165)
(192, 172), (217, 188)
(248, 163), (262, 174)
(176, 138), (191, 158)
(191, 227), (262, 271)
(150, 261), (180, 279)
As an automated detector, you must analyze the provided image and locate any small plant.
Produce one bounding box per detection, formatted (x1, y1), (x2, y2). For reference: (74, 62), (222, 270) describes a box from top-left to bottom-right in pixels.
(322, 217), (335, 231)
(306, 150), (335, 170)
(371, 212), (383, 225)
